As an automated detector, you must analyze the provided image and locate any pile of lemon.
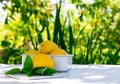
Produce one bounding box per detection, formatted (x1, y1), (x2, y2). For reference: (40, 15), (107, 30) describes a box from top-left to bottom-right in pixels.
(25, 40), (67, 69)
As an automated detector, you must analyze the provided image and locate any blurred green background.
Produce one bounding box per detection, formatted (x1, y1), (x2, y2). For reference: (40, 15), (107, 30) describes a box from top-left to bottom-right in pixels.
(0, 0), (120, 64)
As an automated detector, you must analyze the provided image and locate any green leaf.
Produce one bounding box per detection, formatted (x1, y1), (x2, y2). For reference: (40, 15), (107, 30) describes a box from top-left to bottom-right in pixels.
(1, 41), (10, 47)
(33, 67), (47, 75)
(33, 67), (57, 76)
(22, 55), (33, 73)
(44, 68), (57, 76)
(68, 0), (81, 4)
(79, 13), (83, 21)
(27, 70), (33, 77)
(5, 68), (21, 75)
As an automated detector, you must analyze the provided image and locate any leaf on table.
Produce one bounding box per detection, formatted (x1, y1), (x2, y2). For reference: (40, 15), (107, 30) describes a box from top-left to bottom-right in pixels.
(33, 67), (47, 75)
(44, 67), (57, 76)
(22, 55), (33, 73)
(27, 69), (33, 76)
(5, 68), (21, 75)
(33, 67), (57, 76)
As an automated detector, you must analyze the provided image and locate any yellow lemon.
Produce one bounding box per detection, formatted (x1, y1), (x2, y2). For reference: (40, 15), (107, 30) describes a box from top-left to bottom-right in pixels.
(38, 40), (58, 54)
(32, 54), (54, 68)
(50, 48), (67, 55)
(25, 50), (40, 55)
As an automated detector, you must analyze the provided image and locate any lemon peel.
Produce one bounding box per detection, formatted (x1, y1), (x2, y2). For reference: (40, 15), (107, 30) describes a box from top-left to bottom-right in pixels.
(38, 41), (58, 54)
(32, 54), (54, 68)
(50, 48), (67, 55)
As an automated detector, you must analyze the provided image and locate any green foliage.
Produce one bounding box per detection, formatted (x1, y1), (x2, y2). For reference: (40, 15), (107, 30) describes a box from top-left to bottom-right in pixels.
(0, 0), (120, 64)
(72, 0), (120, 64)
(53, 0), (66, 50)
(0, 39), (23, 64)
(1, 41), (10, 47)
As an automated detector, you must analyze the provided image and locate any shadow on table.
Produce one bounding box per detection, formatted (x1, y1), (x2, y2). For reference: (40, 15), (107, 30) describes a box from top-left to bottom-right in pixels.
(66, 65), (120, 84)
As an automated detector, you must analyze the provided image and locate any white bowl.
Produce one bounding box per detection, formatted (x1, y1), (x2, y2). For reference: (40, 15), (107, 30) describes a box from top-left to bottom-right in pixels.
(21, 54), (72, 72)
(50, 54), (72, 72)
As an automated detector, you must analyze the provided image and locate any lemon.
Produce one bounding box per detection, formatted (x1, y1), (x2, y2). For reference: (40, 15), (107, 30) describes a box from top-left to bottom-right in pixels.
(38, 40), (58, 54)
(25, 50), (40, 55)
(50, 48), (67, 55)
(32, 54), (54, 68)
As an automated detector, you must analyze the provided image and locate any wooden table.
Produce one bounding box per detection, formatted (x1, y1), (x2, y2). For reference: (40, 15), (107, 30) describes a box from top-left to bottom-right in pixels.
(0, 64), (120, 84)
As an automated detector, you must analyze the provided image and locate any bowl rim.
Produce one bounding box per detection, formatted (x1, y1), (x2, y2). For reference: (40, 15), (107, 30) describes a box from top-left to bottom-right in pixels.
(50, 54), (72, 57)
(21, 54), (73, 57)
